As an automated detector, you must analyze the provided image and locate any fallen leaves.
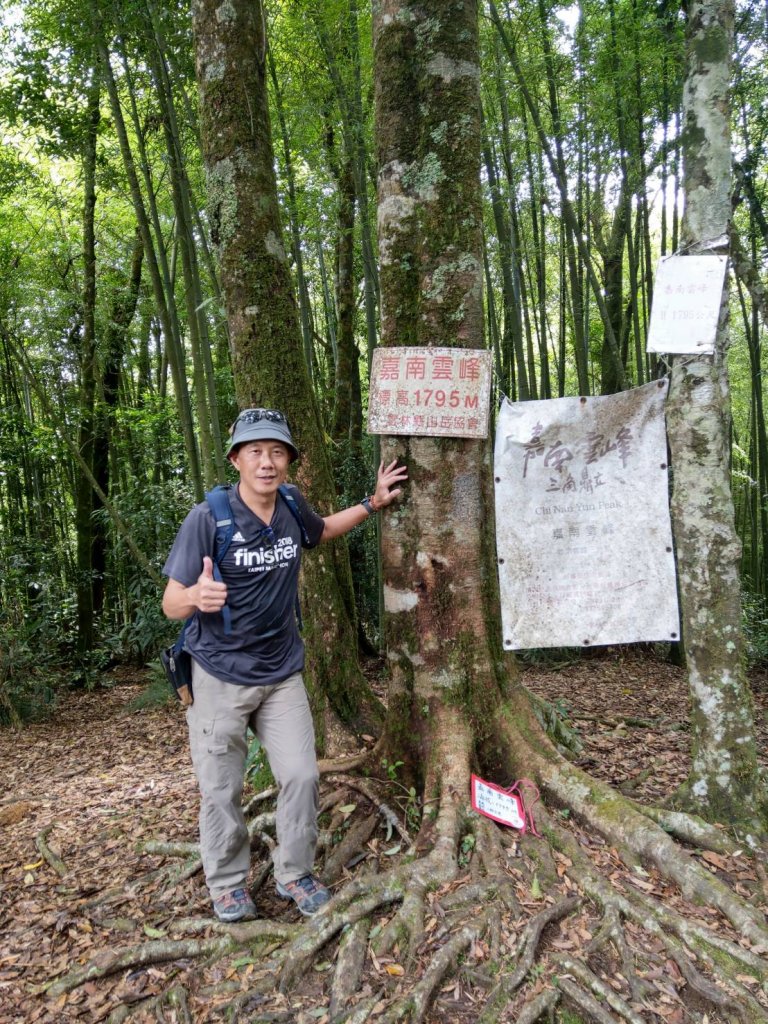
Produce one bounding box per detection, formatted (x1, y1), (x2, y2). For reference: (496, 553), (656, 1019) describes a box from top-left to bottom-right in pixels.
(0, 801), (33, 826)
(0, 652), (765, 1024)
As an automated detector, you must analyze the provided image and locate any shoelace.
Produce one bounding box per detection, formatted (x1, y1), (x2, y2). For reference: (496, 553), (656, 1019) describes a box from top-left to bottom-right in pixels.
(219, 888), (249, 906)
(292, 876), (320, 894)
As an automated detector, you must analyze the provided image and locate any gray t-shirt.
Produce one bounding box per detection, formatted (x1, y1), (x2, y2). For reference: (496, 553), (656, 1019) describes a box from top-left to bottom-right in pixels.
(163, 484), (325, 686)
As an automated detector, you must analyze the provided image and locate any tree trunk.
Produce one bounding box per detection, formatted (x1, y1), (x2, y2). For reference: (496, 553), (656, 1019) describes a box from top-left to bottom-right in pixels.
(268, 46), (316, 382)
(666, 0), (766, 832)
(322, 111), (361, 446)
(482, 133), (529, 400)
(145, 12), (227, 486)
(75, 75), (100, 661)
(600, 182), (628, 395)
(191, 0), (383, 740)
(92, 6), (204, 502)
(373, 0), (504, 787)
(315, 0), (379, 370)
(489, 0), (626, 393)
(92, 231), (144, 618)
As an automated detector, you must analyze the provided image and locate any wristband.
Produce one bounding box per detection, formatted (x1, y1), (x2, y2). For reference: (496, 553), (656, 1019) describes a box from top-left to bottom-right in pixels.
(361, 495), (378, 515)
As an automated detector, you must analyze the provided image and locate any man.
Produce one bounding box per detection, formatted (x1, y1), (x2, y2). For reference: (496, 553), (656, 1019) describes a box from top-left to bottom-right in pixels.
(162, 408), (407, 922)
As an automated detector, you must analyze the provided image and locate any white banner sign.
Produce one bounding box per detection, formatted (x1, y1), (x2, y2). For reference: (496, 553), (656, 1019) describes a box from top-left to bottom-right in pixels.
(367, 347), (492, 438)
(494, 381), (680, 650)
(646, 254), (727, 354)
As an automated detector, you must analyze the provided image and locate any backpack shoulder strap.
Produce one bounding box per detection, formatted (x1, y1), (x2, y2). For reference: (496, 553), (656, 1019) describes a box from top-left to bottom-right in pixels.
(278, 484), (312, 547)
(278, 484), (311, 631)
(204, 484), (234, 635)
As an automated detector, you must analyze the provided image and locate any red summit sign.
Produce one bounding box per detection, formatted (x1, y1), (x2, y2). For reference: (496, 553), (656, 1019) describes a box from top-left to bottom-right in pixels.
(368, 347), (492, 439)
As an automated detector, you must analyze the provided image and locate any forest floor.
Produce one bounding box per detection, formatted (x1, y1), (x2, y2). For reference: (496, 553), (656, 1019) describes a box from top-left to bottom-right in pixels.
(0, 647), (766, 1024)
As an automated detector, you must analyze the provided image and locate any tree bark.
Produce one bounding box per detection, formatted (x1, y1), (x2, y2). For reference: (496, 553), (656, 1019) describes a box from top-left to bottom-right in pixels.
(322, 111), (361, 446)
(314, 1), (379, 370)
(191, 0), (383, 740)
(373, 0), (506, 785)
(666, 0), (766, 833)
(482, 133), (529, 400)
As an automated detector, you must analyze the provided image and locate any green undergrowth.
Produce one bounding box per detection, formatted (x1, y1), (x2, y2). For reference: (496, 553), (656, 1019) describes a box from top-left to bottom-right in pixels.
(123, 667), (175, 713)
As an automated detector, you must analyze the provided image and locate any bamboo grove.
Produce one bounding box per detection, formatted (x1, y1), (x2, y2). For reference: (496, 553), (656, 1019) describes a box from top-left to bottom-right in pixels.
(0, 0), (766, 718)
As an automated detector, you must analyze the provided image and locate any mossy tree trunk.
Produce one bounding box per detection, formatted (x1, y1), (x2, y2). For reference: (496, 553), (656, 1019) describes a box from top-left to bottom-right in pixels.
(373, 0), (508, 792)
(666, 0), (766, 834)
(75, 74), (100, 660)
(191, 0), (383, 740)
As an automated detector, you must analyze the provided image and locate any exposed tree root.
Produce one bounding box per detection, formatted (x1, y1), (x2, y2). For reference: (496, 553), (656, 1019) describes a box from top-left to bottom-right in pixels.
(43, 699), (768, 1024)
(318, 736), (383, 775)
(634, 803), (758, 858)
(573, 712), (683, 732)
(586, 905), (650, 1002)
(324, 811), (379, 882)
(498, 701), (768, 947)
(528, 688), (584, 756)
(330, 992), (385, 1024)
(554, 955), (646, 1024)
(329, 915), (370, 1018)
(377, 917), (485, 1024)
(668, 947), (746, 1015)
(45, 920), (297, 998)
(142, 839), (199, 858)
(106, 983), (194, 1024)
(35, 823), (68, 877)
(328, 773), (413, 848)
(538, 799), (767, 990)
(557, 974), (626, 1023)
(478, 896), (580, 1023)
(617, 768), (653, 796)
(514, 986), (560, 1023)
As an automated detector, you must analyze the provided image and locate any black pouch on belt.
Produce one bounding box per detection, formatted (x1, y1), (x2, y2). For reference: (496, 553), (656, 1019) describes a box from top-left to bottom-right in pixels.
(160, 635), (193, 706)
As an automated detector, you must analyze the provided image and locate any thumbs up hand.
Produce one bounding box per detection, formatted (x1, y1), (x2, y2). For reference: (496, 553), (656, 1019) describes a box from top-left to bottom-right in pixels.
(195, 556), (228, 613)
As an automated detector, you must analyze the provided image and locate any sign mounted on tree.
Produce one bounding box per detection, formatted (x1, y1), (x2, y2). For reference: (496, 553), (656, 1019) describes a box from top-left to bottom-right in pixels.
(494, 380), (680, 650)
(646, 254), (728, 354)
(367, 347), (492, 439)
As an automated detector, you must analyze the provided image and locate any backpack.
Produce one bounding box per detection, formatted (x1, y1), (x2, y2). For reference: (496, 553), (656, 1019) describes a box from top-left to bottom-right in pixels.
(205, 483), (311, 635)
(160, 484), (310, 702)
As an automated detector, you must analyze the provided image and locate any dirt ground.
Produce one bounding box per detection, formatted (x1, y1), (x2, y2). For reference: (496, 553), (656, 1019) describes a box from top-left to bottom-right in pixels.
(0, 647), (766, 1024)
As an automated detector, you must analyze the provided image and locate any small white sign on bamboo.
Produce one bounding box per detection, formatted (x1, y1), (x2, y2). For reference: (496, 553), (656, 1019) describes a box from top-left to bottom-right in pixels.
(646, 254), (728, 355)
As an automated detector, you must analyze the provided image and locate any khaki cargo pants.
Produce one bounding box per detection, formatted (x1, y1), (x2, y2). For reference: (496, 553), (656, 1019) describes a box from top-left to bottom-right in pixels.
(187, 661), (319, 899)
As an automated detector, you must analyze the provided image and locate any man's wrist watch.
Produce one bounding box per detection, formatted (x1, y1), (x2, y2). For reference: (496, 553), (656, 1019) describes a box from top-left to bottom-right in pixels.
(361, 495), (378, 515)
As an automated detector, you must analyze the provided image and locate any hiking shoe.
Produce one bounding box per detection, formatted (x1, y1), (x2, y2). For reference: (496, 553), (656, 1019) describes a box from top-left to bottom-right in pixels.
(276, 874), (330, 916)
(213, 887), (257, 923)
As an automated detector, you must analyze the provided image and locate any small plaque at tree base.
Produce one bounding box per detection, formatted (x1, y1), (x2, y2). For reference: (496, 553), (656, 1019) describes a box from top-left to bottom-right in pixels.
(471, 773), (526, 830)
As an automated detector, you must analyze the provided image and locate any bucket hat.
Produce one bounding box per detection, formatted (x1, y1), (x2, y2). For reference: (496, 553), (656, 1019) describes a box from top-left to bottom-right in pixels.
(225, 408), (299, 462)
